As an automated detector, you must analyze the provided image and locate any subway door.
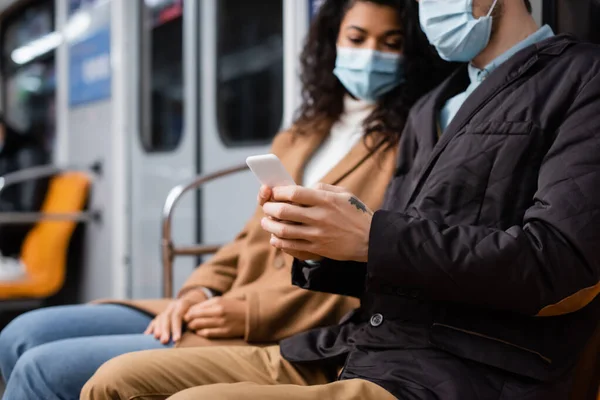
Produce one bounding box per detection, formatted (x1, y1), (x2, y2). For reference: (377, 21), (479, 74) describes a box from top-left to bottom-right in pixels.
(128, 0), (198, 299)
(57, 0), (128, 301)
(197, 0), (307, 253)
(529, 0), (543, 25)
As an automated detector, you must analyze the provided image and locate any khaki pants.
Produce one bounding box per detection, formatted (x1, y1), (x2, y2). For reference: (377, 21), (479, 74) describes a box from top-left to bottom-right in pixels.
(80, 345), (396, 400)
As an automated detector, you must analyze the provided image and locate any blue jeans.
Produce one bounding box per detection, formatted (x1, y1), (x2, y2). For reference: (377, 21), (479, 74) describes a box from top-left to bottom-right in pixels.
(0, 304), (171, 400)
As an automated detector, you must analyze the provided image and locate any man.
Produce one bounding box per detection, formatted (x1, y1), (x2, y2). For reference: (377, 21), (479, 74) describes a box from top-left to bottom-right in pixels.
(0, 117), (48, 280)
(82, 0), (600, 399)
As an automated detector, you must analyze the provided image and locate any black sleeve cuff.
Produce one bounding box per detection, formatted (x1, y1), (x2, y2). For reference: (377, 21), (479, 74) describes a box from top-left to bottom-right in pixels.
(291, 258), (367, 298)
(366, 210), (424, 299)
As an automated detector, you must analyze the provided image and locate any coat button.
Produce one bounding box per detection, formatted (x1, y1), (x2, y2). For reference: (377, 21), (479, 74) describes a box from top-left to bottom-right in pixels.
(370, 313), (383, 327)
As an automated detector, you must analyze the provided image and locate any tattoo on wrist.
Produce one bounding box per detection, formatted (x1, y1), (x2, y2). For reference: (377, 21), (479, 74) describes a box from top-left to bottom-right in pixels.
(349, 197), (372, 215)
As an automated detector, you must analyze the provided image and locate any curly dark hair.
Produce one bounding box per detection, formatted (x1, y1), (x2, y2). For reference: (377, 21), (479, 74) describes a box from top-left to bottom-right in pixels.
(293, 0), (454, 148)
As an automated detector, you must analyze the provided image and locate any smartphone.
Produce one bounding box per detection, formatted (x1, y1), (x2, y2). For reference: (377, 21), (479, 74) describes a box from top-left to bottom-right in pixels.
(246, 154), (296, 187)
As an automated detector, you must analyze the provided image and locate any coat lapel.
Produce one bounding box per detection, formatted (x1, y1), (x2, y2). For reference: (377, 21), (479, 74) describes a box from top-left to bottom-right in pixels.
(404, 43), (546, 209)
(284, 127), (328, 185)
(318, 134), (384, 186)
(428, 68), (469, 149)
(442, 34), (574, 142)
(284, 120), (385, 187)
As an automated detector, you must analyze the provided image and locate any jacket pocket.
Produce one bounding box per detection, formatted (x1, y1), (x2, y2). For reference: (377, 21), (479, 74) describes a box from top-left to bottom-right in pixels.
(429, 323), (555, 381)
(432, 323), (552, 363)
(462, 121), (543, 227)
(466, 120), (534, 136)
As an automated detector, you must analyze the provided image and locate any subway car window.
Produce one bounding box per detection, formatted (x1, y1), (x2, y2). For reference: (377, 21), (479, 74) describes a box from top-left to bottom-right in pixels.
(1, 1), (56, 154)
(140, 0), (184, 152)
(216, 0), (284, 146)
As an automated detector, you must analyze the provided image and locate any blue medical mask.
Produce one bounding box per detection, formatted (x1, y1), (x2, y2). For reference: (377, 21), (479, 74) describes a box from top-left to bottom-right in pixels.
(333, 47), (405, 103)
(419, 0), (499, 62)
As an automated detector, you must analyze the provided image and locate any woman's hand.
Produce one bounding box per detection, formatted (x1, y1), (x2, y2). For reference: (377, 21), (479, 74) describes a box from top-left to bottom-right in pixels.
(144, 290), (207, 344)
(184, 297), (247, 339)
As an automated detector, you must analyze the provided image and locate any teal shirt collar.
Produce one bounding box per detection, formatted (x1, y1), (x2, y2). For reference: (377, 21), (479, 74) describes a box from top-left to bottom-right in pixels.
(467, 25), (555, 84)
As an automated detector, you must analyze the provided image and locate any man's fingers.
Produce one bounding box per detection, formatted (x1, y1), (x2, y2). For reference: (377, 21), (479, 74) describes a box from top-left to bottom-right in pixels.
(261, 218), (318, 240)
(258, 185), (273, 206)
(271, 186), (324, 206)
(312, 183), (348, 194)
(262, 202), (317, 224)
(269, 236), (313, 253)
(187, 317), (224, 331)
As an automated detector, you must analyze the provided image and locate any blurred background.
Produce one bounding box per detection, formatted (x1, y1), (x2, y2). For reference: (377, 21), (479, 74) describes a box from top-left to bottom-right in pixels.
(0, 0), (596, 311)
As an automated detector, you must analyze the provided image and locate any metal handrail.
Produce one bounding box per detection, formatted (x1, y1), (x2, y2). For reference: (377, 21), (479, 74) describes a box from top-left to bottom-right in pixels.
(0, 161), (101, 196)
(0, 162), (102, 225)
(0, 211), (98, 224)
(161, 163), (249, 298)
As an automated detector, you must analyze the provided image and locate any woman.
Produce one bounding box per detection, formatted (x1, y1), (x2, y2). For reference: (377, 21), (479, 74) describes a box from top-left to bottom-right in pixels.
(1, 0), (451, 399)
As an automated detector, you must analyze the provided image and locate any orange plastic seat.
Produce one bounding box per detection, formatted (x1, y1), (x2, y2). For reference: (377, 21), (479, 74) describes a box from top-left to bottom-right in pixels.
(0, 172), (90, 299)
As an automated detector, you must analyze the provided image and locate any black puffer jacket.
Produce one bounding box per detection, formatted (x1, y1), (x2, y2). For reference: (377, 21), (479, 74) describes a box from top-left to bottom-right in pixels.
(281, 34), (600, 397)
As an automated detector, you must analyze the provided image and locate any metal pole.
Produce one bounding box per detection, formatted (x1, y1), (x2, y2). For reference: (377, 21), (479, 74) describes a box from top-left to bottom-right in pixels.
(161, 164), (248, 298)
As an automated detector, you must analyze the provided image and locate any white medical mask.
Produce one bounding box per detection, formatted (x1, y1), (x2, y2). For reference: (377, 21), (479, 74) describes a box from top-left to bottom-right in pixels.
(419, 0), (499, 62)
(333, 47), (405, 103)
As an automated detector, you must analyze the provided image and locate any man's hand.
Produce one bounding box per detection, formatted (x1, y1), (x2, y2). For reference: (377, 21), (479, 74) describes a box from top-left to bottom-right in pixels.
(258, 185), (320, 261)
(257, 185), (273, 207)
(144, 289), (208, 344)
(261, 183), (373, 262)
(184, 297), (246, 339)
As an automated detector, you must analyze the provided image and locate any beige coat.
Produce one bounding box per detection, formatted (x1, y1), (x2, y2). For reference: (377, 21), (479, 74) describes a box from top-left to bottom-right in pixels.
(106, 125), (398, 347)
